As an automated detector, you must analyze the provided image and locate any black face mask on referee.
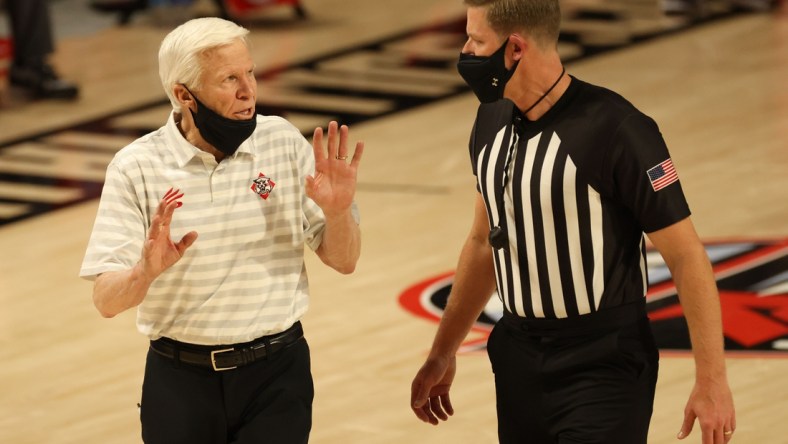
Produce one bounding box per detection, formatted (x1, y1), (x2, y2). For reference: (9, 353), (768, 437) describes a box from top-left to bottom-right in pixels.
(457, 39), (519, 103)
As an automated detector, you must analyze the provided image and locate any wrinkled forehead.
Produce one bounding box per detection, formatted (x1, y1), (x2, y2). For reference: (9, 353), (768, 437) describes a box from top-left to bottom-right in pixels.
(199, 40), (249, 65)
(197, 40), (253, 78)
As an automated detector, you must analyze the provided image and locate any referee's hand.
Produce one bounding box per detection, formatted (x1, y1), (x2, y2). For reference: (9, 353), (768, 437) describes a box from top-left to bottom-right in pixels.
(411, 355), (456, 425)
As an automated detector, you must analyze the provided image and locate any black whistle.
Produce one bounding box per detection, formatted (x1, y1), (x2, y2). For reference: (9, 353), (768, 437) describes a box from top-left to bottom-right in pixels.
(488, 226), (508, 250)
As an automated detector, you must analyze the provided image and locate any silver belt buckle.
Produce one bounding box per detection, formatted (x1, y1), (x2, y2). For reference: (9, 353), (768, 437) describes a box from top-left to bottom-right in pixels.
(210, 347), (237, 371)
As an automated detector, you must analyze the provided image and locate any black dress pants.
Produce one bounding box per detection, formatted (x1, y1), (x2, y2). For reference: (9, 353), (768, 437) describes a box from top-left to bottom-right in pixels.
(488, 309), (659, 444)
(140, 337), (313, 444)
(6, 0), (55, 64)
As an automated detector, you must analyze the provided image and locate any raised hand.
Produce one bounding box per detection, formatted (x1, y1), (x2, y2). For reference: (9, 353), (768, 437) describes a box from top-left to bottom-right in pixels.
(306, 121), (364, 216)
(140, 188), (198, 281)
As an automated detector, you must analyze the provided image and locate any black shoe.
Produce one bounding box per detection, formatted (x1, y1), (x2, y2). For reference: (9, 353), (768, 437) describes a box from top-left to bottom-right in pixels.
(9, 63), (79, 100)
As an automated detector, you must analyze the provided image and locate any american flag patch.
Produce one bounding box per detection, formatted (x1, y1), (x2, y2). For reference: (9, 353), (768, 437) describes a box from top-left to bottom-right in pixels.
(647, 158), (679, 192)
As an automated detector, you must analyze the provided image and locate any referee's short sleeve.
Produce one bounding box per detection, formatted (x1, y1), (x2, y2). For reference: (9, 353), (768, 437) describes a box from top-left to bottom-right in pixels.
(608, 113), (691, 233)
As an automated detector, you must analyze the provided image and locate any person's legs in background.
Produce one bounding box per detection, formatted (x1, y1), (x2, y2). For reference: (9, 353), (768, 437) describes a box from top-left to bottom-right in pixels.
(6, 0), (78, 100)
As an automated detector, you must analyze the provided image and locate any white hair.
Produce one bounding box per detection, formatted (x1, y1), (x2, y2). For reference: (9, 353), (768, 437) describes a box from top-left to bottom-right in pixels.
(158, 17), (250, 111)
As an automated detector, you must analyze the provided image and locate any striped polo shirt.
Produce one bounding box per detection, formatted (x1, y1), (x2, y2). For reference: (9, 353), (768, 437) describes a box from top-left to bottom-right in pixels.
(469, 77), (690, 319)
(80, 112), (358, 345)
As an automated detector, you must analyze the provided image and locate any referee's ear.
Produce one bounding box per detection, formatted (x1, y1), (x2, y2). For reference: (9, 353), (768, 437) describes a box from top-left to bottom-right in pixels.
(507, 34), (527, 63)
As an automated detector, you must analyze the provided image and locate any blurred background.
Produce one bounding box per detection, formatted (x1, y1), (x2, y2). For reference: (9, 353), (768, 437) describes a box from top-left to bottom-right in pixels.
(0, 1), (786, 443)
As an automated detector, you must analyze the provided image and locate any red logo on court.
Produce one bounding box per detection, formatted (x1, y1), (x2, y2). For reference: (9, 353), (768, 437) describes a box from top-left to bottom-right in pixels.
(399, 238), (788, 355)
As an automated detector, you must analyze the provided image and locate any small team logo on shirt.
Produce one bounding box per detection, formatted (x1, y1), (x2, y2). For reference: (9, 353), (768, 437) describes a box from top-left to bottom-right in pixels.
(647, 158), (679, 192)
(251, 173), (275, 199)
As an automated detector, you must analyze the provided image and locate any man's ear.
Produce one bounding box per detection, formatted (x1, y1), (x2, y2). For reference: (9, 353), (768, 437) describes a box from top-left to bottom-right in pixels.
(507, 34), (528, 62)
(173, 84), (195, 111)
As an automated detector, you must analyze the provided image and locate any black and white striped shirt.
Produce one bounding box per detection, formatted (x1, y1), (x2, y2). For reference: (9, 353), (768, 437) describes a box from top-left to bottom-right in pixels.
(470, 77), (690, 319)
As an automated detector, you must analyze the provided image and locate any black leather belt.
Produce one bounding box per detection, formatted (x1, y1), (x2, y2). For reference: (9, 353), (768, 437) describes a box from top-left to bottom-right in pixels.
(149, 321), (303, 371)
(502, 298), (647, 337)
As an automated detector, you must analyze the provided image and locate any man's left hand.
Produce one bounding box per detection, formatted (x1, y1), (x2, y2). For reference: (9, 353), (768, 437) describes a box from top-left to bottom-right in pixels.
(678, 380), (736, 443)
(306, 121), (364, 215)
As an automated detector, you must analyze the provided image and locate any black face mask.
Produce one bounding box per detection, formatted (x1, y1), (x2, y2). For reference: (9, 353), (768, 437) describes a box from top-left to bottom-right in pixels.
(457, 39), (519, 103)
(185, 87), (257, 156)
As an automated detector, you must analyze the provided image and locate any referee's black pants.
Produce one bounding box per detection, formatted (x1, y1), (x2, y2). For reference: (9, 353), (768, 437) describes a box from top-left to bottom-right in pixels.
(140, 335), (313, 444)
(488, 301), (659, 444)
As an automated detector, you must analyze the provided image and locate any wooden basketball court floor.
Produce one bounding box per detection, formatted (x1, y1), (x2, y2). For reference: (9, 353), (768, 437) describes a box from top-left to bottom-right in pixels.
(0, 1), (786, 442)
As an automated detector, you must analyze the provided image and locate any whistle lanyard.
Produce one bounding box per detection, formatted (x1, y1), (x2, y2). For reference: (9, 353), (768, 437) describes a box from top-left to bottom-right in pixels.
(488, 67), (565, 250)
(489, 127), (518, 250)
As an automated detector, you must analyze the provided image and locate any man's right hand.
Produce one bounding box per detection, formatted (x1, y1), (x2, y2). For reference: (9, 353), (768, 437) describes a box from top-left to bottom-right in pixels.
(410, 355), (457, 425)
(140, 188), (198, 281)
(92, 188), (197, 318)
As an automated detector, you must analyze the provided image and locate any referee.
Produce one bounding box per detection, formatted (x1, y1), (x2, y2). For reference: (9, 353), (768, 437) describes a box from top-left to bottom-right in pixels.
(410, 1), (735, 443)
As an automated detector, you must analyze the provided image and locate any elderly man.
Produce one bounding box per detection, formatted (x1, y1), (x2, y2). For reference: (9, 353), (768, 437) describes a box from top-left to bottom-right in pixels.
(80, 17), (363, 444)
